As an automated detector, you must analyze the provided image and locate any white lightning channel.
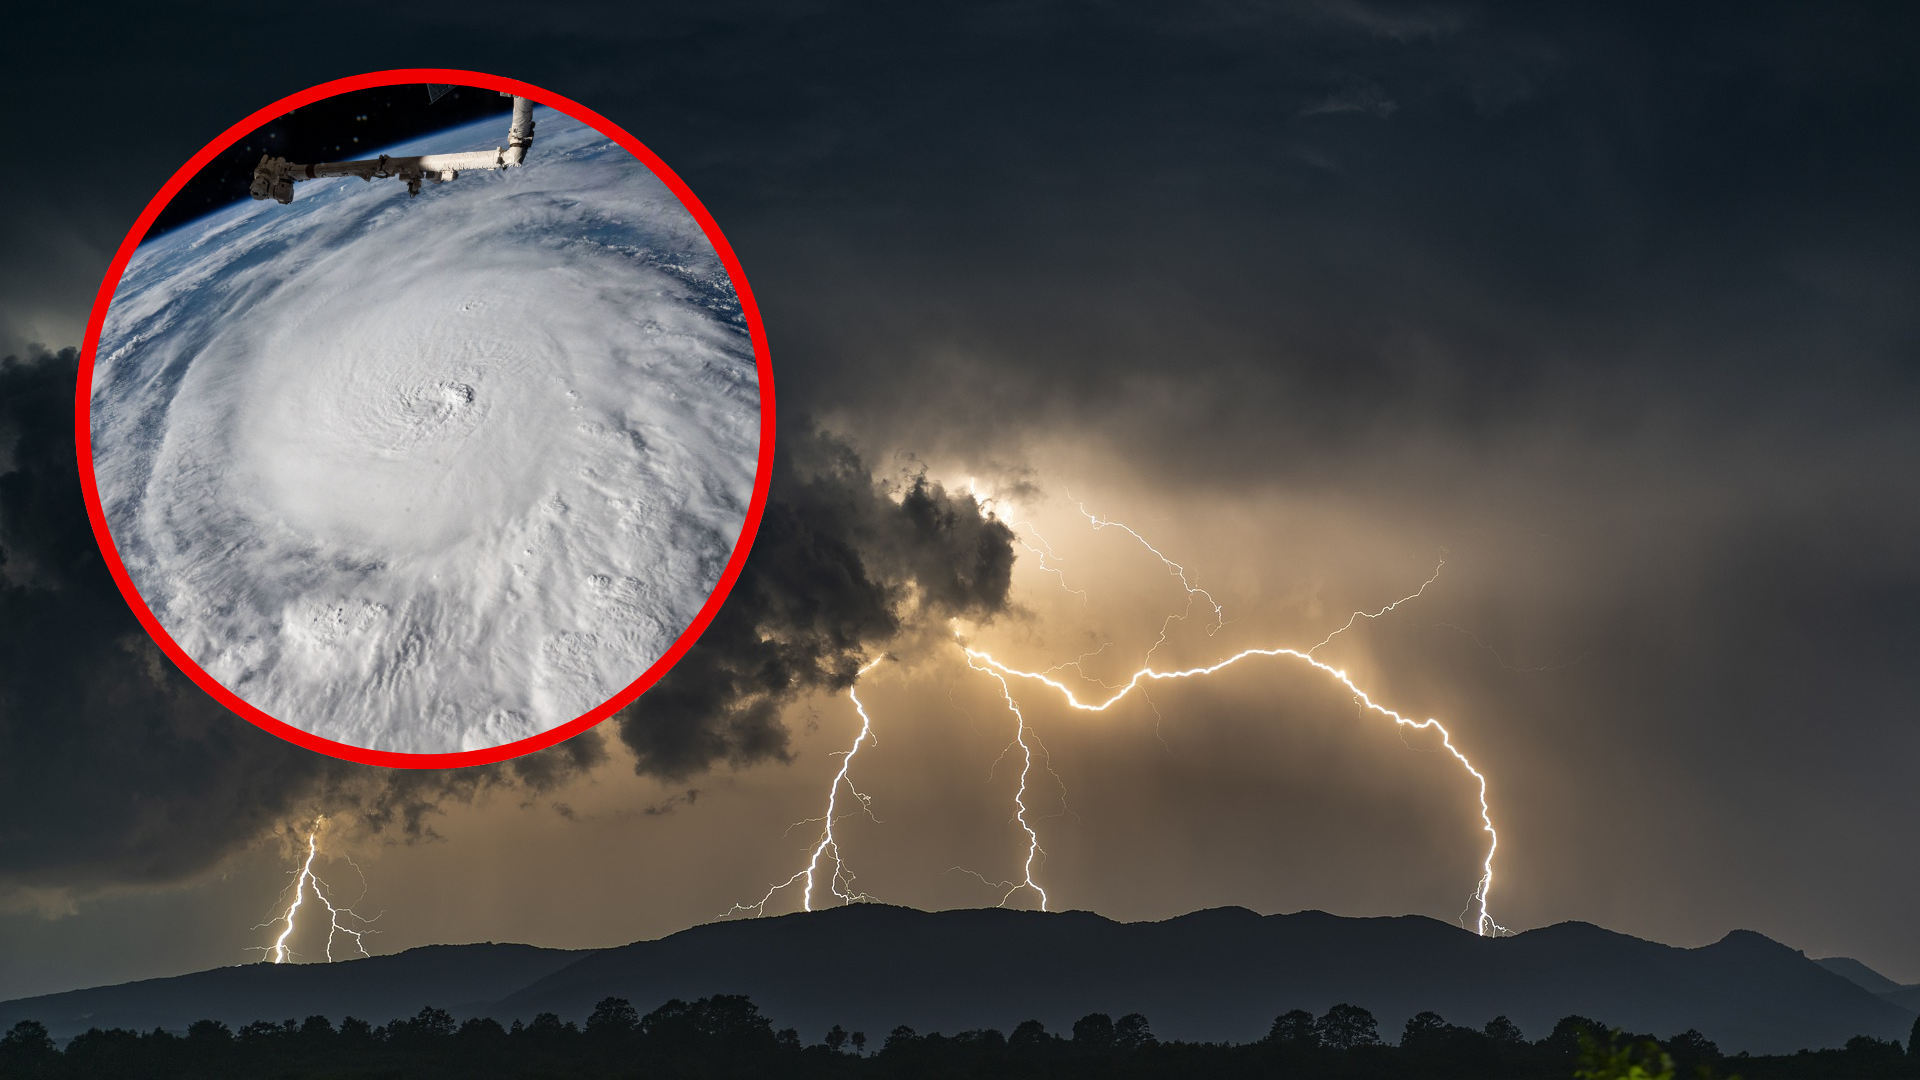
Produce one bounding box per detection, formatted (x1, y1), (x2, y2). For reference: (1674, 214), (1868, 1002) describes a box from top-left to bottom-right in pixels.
(725, 658), (887, 918)
(964, 652), (1051, 911)
(1013, 524), (1089, 602)
(961, 643), (1507, 936)
(251, 822), (378, 963)
(1309, 557), (1446, 656)
(970, 477), (1088, 603)
(721, 488), (1511, 939)
(1079, 504), (1225, 661)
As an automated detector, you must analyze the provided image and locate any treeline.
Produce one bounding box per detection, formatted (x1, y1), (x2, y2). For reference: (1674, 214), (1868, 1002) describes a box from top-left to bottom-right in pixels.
(2, 994), (1917, 1079)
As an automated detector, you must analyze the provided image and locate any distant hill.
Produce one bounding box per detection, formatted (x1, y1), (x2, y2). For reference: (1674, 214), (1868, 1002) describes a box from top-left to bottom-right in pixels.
(1816, 955), (1912, 995)
(1815, 955), (1920, 1017)
(3, 908), (1911, 1054)
(0, 943), (586, 1041)
(1884, 985), (1920, 1013)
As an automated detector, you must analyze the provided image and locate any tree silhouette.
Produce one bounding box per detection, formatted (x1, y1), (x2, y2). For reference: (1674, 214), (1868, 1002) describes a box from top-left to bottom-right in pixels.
(691, 994), (776, 1049)
(586, 996), (640, 1037)
(0, 1021), (54, 1056)
(1010, 1019), (1052, 1050)
(1072, 1012), (1116, 1049)
(410, 1005), (457, 1038)
(0, 989), (1908, 1077)
(1843, 1034), (1905, 1061)
(1269, 1008), (1319, 1048)
(1115, 1012), (1158, 1050)
(1484, 1015), (1525, 1045)
(458, 1016), (508, 1042)
(298, 1014), (334, 1041)
(954, 1028), (1009, 1049)
(1547, 1015), (1608, 1057)
(237, 1019), (285, 1043)
(1317, 1003), (1380, 1049)
(1401, 1010), (1449, 1049)
(1664, 1028), (1720, 1064)
(524, 1010), (577, 1045)
(638, 994), (774, 1054)
(64, 1027), (144, 1073)
(1910, 1014), (1920, 1058)
(186, 1018), (232, 1043)
(0, 1020), (57, 1074)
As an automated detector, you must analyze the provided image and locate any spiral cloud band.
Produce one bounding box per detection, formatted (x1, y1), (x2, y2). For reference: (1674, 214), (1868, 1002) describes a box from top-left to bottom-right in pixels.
(89, 107), (760, 754)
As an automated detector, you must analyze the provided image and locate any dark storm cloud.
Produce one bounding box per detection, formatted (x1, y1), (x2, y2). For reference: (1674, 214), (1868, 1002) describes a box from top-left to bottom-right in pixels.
(0, 350), (605, 898)
(509, 0), (1917, 973)
(613, 425), (1015, 779)
(6, 0), (1920, 977)
(0, 351), (1013, 893)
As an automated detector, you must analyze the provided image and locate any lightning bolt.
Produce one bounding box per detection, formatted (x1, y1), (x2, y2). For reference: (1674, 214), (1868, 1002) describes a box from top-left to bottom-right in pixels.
(251, 821), (378, 963)
(964, 495), (1504, 934)
(1309, 557), (1446, 656)
(959, 641), (1507, 936)
(1013, 523), (1090, 602)
(1079, 503), (1225, 654)
(964, 652), (1051, 910)
(724, 658), (887, 918)
(972, 477), (1089, 603)
(723, 484), (1512, 939)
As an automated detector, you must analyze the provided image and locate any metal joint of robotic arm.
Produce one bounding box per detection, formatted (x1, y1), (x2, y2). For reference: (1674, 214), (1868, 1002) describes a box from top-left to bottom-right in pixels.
(503, 95), (536, 166)
(248, 155), (298, 205)
(246, 94), (536, 206)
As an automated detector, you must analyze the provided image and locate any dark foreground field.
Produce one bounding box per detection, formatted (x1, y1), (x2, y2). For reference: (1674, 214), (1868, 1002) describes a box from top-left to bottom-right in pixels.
(5, 991), (1918, 1079)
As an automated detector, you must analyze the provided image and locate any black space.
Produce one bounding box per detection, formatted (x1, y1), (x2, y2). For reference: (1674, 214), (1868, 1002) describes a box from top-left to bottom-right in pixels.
(147, 85), (515, 239)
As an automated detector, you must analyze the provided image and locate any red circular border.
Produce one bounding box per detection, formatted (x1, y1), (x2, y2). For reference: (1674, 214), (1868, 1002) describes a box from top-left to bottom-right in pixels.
(73, 69), (775, 770)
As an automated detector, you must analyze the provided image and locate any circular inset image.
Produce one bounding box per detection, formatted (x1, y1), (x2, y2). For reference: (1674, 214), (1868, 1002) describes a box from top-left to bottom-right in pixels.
(77, 70), (773, 767)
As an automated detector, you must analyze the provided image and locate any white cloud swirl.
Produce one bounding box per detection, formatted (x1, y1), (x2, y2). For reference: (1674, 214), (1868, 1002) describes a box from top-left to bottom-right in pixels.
(90, 107), (760, 754)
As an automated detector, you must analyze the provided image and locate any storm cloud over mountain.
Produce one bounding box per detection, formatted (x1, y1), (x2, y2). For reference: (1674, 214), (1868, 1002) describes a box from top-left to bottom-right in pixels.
(3, 0), (1919, 1000)
(1, 349), (1012, 899)
(613, 425), (1015, 779)
(1, 348), (600, 898)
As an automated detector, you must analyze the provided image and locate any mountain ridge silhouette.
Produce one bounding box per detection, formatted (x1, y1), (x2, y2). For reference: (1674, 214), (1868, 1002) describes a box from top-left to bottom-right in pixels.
(3, 906), (1911, 1053)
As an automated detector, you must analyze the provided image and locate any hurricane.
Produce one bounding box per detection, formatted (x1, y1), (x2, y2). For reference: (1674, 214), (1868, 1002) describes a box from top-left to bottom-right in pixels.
(87, 106), (761, 754)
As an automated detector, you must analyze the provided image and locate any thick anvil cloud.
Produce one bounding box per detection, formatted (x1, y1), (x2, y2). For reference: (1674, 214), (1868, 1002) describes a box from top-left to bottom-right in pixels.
(1, 348), (1014, 901)
(88, 107), (760, 753)
(8, 0), (1920, 996)
(614, 425), (1017, 779)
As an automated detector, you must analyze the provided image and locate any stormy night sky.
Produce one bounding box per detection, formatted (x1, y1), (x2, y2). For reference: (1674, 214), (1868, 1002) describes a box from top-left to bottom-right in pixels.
(3, 2), (1917, 1002)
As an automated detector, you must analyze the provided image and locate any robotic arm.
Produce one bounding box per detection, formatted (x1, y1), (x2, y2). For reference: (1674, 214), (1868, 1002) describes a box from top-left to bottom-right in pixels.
(249, 93), (535, 205)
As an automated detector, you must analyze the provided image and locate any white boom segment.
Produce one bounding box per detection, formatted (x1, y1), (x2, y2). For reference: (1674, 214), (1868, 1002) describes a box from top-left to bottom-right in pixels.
(249, 94), (535, 205)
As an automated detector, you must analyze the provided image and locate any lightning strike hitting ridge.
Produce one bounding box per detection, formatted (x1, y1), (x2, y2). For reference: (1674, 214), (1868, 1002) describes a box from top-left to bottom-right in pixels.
(250, 821), (378, 963)
(956, 500), (1505, 933)
(723, 487), (1511, 938)
(965, 652), (1052, 910)
(960, 642), (1508, 936)
(725, 658), (887, 918)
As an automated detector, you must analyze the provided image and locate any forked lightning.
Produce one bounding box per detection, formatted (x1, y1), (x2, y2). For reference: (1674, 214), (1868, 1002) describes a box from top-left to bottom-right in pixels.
(728, 494), (1511, 938)
(251, 821), (379, 963)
